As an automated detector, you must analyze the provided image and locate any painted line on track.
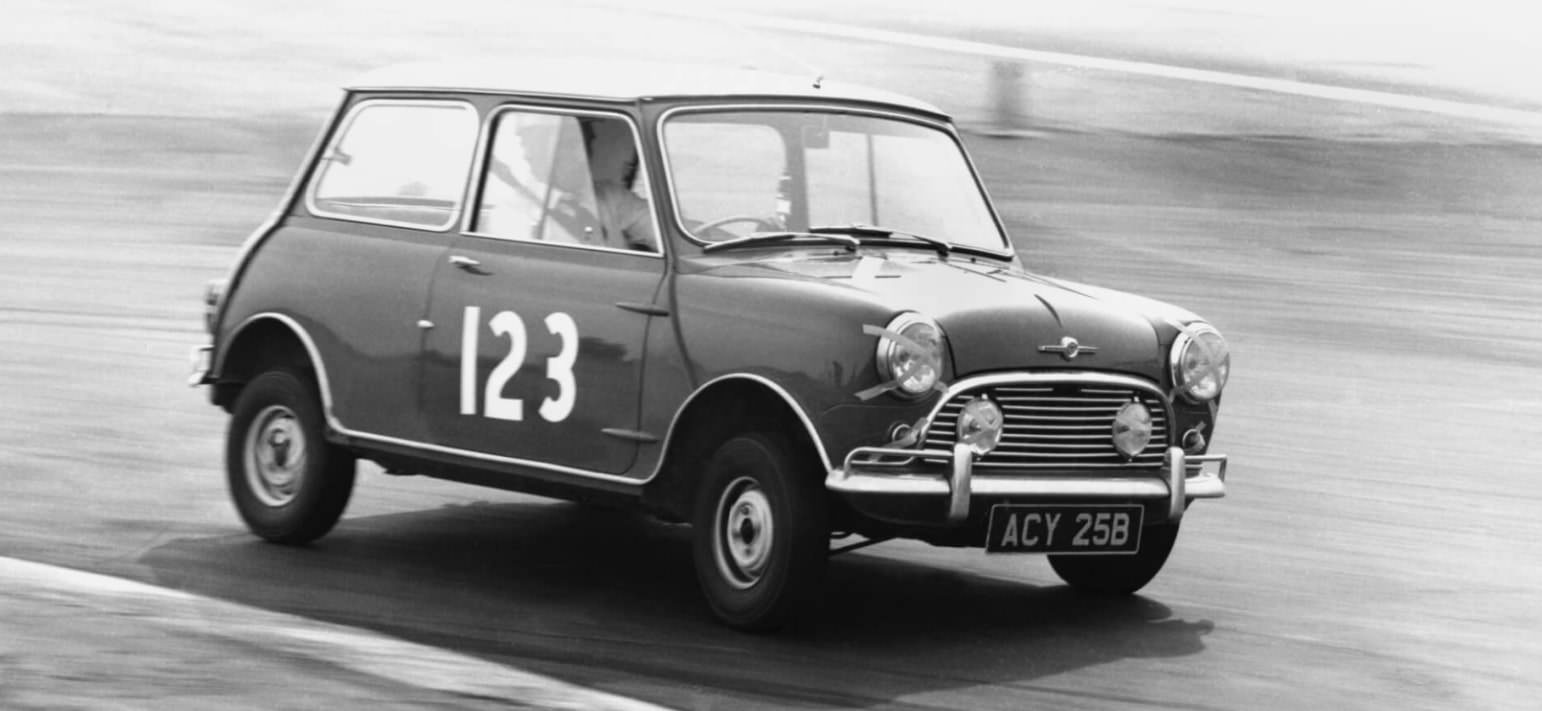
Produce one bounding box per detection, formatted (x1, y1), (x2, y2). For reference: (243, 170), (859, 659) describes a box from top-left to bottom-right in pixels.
(0, 555), (670, 710)
(698, 10), (1542, 126)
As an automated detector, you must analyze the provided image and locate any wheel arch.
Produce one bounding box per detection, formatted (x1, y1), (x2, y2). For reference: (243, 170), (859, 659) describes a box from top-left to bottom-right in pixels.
(644, 374), (831, 522)
(213, 313), (335, 417)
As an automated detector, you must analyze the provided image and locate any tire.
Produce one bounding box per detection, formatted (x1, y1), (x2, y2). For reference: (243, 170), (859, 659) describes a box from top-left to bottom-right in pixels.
(1048, 520), (1180, 595)
(226, 368), (356, 544)
(692, 432), (828, 631)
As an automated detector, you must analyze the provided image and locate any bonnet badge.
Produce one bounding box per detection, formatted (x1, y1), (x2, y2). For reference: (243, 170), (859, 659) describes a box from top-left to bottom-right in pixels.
(1039, 335), (1098, 361)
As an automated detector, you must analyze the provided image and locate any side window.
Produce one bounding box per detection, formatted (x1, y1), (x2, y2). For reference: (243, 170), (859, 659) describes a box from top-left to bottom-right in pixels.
(474, 110), (656, 252)
(310, 101), (478, 229)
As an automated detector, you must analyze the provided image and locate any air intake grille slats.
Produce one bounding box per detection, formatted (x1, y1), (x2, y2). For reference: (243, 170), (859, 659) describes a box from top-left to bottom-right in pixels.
(922, 384), (1168, 470)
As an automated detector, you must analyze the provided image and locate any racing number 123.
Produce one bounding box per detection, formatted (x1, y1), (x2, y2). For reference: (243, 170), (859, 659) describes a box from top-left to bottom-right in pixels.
(459, 306), (577, 422)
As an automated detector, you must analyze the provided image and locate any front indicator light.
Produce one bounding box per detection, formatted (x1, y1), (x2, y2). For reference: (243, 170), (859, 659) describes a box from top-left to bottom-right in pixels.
(956, 397), (1004, 455)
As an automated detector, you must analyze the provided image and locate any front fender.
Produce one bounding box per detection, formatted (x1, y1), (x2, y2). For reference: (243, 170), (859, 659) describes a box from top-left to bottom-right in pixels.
(673, 268), (941, 465)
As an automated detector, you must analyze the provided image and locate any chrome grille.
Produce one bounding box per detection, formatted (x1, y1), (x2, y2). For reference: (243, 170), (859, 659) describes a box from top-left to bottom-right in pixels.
(922, 384), (1169, 470)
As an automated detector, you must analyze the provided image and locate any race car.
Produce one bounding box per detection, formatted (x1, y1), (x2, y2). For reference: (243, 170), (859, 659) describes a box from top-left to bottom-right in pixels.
(191, 61), (1231, 630)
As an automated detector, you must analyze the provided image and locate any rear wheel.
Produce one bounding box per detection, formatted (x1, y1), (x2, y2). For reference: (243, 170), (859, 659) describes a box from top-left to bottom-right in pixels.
(1048, 521), (1180, 594)
(226, 368), (355, 544)
(692, 432), (827, 631)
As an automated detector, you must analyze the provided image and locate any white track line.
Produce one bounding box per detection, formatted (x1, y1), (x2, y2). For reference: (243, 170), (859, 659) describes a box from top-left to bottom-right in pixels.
(0, 555), (669, 710)
(705, 10), (1542, 126)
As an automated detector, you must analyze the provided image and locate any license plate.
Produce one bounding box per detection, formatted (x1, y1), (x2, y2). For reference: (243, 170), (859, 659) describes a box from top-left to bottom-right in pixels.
(985, 504), (1143, 554)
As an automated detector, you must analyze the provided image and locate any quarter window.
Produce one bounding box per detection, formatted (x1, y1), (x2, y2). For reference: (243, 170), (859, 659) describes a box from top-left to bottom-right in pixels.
(310, 101), (478, 230)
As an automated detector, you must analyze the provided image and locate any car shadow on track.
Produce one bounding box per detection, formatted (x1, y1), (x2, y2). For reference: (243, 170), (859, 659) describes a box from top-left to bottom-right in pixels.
(140, 499), (1213, 707)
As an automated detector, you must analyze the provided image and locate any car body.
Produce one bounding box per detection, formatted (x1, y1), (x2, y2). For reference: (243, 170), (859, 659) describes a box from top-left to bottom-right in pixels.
(192, 61), (1231, 630)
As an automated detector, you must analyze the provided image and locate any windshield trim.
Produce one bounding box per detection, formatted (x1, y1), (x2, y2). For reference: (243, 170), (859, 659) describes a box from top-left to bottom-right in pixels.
(655, 103), (1016, 259)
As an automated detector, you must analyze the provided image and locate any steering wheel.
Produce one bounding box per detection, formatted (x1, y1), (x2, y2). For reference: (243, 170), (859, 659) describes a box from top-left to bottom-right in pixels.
(694, 214), (782, 236)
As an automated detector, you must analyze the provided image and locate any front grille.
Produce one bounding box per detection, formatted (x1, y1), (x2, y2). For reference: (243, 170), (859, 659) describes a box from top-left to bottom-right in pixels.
(922, 383), (1169, 470)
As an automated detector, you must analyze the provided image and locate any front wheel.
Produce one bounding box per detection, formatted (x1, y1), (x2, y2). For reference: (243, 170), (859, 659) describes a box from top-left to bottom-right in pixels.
(692, 432), (827, 631)
(1048, 520), (1180, 595)
(226, 368), (356, 544)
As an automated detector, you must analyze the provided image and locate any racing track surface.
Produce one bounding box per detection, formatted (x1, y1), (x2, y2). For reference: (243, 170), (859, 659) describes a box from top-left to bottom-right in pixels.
(4, 5), (1542, 709)
(4, 112), (1539, 709)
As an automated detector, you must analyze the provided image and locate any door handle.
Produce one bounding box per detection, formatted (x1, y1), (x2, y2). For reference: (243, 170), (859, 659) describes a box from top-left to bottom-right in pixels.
(449, 255), (483, 272)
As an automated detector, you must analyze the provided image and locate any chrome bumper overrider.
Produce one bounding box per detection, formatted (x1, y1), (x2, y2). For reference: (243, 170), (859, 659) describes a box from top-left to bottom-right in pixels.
(827, 445), (1226, 524)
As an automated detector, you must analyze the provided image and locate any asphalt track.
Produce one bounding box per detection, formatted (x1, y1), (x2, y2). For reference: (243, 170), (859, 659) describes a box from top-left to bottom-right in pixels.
(3, 3), (1541, 709)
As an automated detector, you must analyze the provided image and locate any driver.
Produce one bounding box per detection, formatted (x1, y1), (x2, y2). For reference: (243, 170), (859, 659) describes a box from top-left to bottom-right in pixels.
(585, 120), (655, 252)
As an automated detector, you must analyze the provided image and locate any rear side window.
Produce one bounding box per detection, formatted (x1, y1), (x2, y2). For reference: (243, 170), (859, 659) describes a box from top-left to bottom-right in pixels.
(309, 100), (478, 230)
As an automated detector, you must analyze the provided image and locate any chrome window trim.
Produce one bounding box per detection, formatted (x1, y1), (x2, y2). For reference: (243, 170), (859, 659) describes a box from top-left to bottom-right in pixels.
(915, 371), (1177, 448)
(304, 98), (480, 233)
(458, 103), (665, 259)
(350, 86), (636, 103)
(655, 103), (1015, 257)
(218, 315), (830, 488)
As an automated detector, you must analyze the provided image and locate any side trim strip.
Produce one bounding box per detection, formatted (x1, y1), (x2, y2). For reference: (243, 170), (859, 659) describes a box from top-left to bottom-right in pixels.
(345, 430), (646, 485)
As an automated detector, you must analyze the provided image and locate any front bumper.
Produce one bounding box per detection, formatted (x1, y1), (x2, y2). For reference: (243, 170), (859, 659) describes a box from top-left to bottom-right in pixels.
(826, 444), (1226, 526)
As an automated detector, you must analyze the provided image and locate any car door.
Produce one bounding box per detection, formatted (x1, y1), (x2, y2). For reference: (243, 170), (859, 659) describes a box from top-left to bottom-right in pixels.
(418, 106), (666, 475)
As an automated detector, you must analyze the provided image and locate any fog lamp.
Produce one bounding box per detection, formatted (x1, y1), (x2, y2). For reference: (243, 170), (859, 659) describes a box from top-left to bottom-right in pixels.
(956, 397), (1003, 455)
(1111, 402), (1153, 459)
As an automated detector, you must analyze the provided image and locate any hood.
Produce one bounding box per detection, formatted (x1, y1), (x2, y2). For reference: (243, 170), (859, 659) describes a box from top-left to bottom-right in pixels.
(687, 249), (1194, 380)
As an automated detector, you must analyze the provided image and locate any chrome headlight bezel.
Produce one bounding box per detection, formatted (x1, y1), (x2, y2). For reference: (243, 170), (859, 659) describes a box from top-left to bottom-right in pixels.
(874, 312), (946, 399)
(1169, 323), (1230, 403)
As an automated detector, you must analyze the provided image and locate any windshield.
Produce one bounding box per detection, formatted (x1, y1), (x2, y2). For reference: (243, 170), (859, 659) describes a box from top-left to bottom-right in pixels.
(662, 109), (1010, 252)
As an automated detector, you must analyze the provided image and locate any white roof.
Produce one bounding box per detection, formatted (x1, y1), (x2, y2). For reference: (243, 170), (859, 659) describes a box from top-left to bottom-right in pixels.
(347, 61), (946, 117)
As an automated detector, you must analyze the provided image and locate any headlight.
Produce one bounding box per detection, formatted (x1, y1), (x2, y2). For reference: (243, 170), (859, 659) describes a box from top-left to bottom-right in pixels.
(1170, 323), (1230, 402)
(874, 313), (945, 399)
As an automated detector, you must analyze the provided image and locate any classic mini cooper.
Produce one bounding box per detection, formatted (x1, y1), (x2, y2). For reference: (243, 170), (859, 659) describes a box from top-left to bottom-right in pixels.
(191, 62), (1231, 630)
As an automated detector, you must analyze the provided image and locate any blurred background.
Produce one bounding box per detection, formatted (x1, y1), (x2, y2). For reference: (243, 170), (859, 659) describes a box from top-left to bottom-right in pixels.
(2, 1), (1539, 709)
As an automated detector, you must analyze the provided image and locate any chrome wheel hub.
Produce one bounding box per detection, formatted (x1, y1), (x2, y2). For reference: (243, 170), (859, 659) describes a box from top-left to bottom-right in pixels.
(246, 405), (306, 507)
(714, 477), (774, 590)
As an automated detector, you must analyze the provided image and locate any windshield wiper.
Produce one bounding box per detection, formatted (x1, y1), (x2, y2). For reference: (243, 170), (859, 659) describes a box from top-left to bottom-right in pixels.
(701, 231), (860, 253)
(807, 224), (953, 257)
